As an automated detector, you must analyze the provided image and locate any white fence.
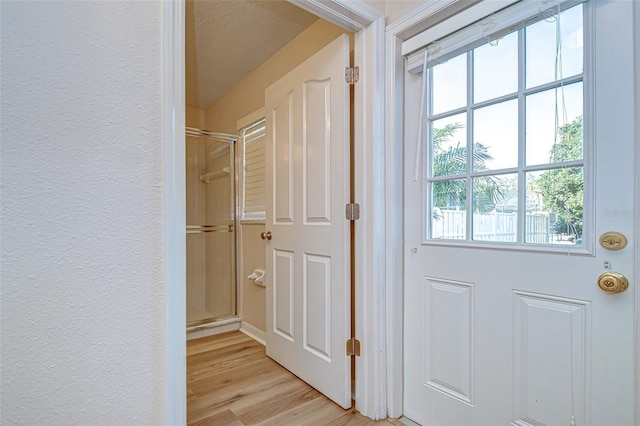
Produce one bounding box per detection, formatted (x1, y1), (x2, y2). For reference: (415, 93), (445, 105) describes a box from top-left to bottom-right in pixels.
(432, 210), (550, 243)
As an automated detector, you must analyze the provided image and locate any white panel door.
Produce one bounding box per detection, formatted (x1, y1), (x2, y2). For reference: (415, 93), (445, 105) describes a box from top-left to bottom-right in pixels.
(404, 2), (637, 425)
(265, 34), (351, 409)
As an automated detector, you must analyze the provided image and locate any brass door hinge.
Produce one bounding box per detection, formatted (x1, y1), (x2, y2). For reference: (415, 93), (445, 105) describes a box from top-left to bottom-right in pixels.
(346, 337), (361, 357)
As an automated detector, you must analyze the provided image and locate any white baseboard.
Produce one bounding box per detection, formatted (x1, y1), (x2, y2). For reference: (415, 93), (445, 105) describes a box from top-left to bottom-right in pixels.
(240, 321), (266, 346)
(186, 318), (241, 340)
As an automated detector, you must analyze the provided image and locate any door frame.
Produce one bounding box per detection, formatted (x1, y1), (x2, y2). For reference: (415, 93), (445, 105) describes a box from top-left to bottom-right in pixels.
(634, 2), (640, 422)
(161, 0), (387, 422)
(384, 0), (640, 422)
(162, 1), (186, 424)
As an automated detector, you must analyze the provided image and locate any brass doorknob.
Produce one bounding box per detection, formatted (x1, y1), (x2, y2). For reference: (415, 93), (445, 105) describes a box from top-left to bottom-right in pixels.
(597, 272), (628, 293)
(260, 231), (272, 241)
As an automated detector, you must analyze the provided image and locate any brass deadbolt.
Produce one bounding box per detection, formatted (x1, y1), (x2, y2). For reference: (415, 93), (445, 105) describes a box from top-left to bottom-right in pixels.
(599, 232), (627, 251)
(597, 271), (629, 293)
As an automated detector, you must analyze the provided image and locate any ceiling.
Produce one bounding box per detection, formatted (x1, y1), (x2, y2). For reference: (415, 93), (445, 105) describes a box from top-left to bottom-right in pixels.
(186, 0), (319, 110)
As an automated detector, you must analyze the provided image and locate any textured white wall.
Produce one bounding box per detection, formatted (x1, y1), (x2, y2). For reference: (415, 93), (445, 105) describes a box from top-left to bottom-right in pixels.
(1, 1), (166, 424)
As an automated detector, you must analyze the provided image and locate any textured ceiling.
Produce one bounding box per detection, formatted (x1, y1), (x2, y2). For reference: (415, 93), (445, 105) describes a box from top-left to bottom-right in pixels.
(186, 0), (318, 110)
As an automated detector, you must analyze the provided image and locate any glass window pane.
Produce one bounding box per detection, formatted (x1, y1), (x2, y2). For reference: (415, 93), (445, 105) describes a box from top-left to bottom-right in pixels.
(526, 4), (583, 88)
(526, 82), (583, 166)
(431, 113), (467, 177)
(473, 99), (518, 171)
(431, 179), (467, 240)
(431, 53), (467, 115)
(526, 168), (583, 245)
(472, 174), (517, 242)
(474, 32), (518, 103)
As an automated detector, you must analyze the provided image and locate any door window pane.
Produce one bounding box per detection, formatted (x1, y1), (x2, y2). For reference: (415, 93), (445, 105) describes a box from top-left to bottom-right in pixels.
(526, 4), (583, 88)
(472, 174), (517, 242)
(473, 99), (518, 171)
(431, 113), (467, 177)
(431, 179), (467, 240)
(432, 53), (467, 115)
(474, 32), (518, 103)
(526, 82), (583, 166)
(526, 168), (583, 245)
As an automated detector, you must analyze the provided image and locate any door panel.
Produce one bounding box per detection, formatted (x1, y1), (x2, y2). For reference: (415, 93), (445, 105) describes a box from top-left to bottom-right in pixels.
(265, 34), (351, 409)
(423, 277), (474, 406)
(512, 292), (590, 425)
(303, 79), (332, 224)
(273, 94), (294, 223)
(274, 249), (294, 340)
(304, 254), (331, 359)
(404, 2), (636, 424)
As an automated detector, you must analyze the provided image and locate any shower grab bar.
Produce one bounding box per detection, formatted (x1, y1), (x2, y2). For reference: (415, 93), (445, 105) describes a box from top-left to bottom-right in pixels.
(186, 224), (234, 233)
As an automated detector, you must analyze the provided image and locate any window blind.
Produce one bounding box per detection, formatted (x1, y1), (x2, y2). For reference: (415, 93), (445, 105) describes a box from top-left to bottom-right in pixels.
(242, 119), (266, 221)
(404, 0), (585, 74)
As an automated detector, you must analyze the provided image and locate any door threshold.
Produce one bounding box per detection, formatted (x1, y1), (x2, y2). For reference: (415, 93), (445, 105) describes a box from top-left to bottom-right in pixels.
(398, 416), (420, 426)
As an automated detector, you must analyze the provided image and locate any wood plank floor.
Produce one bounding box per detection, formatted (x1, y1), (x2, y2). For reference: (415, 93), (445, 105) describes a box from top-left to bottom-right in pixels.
(187, 331), (401, 426)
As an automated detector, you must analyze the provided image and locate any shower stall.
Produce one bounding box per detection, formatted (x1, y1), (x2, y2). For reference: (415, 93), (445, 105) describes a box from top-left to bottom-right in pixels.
(186, 127), (238, 328)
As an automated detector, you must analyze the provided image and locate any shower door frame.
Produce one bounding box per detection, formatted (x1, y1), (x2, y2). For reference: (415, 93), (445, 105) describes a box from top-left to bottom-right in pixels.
(185, 128), (238, 328)
(161, 0), (388, 423)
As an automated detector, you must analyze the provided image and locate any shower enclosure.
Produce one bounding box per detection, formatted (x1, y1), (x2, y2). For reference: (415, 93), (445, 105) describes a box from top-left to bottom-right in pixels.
(186, 127), (237, 327)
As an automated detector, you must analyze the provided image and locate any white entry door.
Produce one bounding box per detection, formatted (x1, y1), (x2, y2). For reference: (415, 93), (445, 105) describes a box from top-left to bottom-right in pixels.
(264, 34), (351, 409)
(404, 2), (636, 425)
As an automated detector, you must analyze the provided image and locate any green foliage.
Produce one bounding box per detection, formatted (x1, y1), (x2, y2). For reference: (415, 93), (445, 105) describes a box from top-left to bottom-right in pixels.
(431, 123), (504, 212)
(533, 116), (584, 238)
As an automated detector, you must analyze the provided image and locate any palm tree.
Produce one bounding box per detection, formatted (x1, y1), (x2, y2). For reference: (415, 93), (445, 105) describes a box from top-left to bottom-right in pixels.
(431, 123), (504, 212)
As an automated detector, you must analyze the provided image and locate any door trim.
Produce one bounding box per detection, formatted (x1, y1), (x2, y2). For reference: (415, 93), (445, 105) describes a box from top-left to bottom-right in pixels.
(162, 0), (386, 422)
(385, 2), (468, 417)
(162, 0), (186, 425)
(634, 2), (640, 423)
(352, 12), (387, 421)
(289, 1), (387, 419)
(386, 0), (640, 422)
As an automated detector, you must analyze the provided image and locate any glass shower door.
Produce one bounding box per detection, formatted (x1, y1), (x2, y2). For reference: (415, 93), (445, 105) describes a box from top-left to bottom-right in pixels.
(186, 131), (236, 325)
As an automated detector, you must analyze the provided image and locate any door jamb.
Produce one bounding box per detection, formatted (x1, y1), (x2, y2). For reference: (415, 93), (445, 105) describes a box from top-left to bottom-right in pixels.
(161, 0), (387, 422)
(288, 1), (386, 419)
(634, 1), (640, 423)
(385, 2), (468, 417)
(162, 1), (186, 425)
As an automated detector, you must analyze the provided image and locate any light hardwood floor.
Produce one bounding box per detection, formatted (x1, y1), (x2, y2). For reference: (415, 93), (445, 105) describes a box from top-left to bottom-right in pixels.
(187, 331), (401, 425)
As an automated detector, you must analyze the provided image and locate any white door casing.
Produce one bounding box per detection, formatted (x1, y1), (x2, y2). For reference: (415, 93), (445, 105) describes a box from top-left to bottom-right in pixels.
(403, 1), (637, 425)
(264, 34), (351, 409)
(289, 1), (388, 420)
(163, 0), (385, 421)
